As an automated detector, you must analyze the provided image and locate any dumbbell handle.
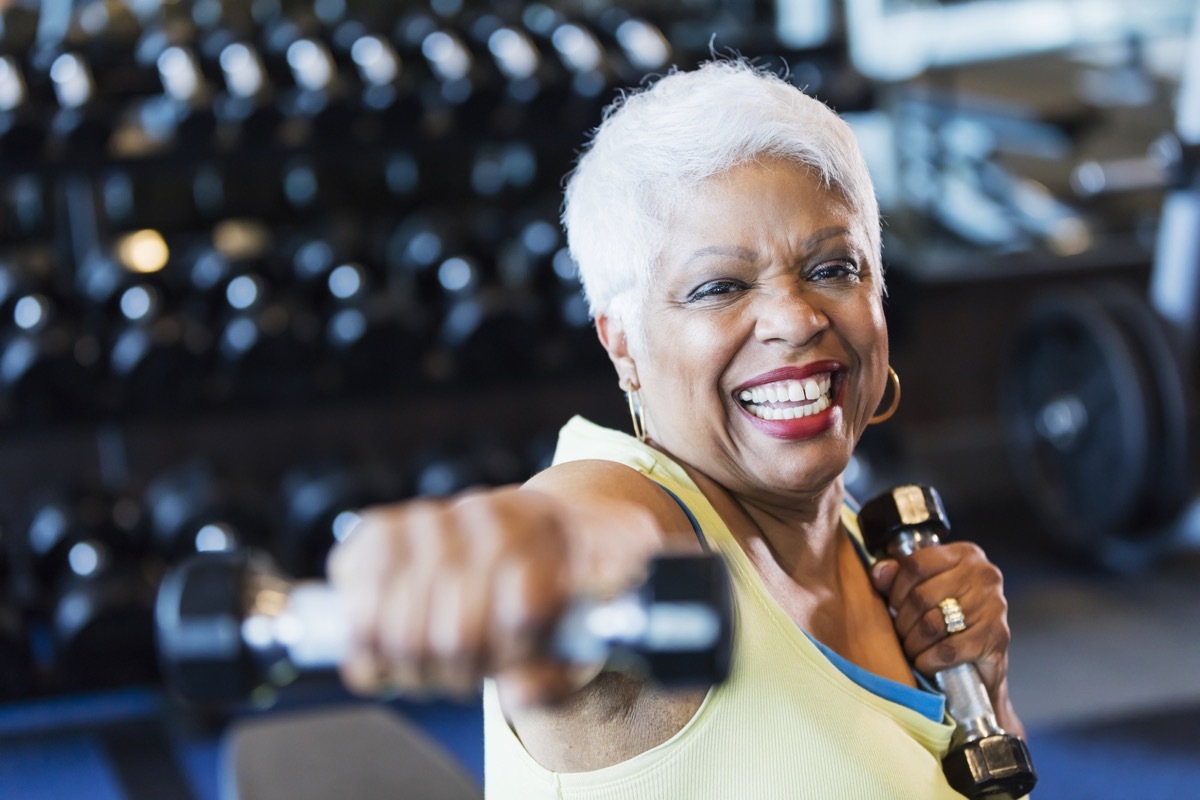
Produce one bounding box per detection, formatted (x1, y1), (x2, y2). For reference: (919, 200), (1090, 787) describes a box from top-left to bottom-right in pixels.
(882, 530), (1007, 747)
(870, 503), (1036, 800)
(246, 576), (725, 671)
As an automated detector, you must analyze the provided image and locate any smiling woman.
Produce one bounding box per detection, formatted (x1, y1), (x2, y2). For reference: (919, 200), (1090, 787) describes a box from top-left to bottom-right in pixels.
(327, 58), (1023, 800)
(610, 159), (888, 494)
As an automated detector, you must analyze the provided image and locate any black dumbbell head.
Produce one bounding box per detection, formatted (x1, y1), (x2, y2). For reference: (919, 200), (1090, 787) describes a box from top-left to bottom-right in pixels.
(54, 563), (158, 690)
(943, 732), (1038, 798)
(857, 485), (950, 558)
(629, 554), (732, 688)
(156, 549), (270, 703)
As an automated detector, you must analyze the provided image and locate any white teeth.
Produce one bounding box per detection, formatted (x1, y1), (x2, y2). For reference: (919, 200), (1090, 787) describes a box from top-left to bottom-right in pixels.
(737, 373), (834, 421)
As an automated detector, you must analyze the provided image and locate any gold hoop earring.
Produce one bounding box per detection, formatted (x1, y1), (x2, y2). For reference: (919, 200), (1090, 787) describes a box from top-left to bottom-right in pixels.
(626, 387), (647, 443)
(869, 366), (901, 425)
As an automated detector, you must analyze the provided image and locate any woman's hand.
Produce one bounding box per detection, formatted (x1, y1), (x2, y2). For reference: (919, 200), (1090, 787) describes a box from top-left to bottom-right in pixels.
(870, 542), (1025, 736)
(326, 484), (659, 706)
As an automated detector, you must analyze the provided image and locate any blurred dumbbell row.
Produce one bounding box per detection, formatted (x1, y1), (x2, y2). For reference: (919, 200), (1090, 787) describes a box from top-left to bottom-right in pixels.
(0, 199), (605, 426)
(0, 0), (709, 166)
(0, 437), (554, 699)
(0, 0), (708, 427)
(0, 0), (749, 703)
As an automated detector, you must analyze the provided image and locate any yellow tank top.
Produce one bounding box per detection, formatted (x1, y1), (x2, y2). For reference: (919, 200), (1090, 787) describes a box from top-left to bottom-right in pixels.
(484, 416), (963, 799)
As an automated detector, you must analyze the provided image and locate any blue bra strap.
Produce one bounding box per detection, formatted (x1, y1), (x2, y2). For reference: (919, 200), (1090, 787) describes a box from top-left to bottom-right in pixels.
(655, 484), (709, 551)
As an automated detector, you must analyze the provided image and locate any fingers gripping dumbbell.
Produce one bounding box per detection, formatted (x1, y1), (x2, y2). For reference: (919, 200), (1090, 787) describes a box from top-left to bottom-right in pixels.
(156, 549), (732, 704)
(858, 486), (1037, 800)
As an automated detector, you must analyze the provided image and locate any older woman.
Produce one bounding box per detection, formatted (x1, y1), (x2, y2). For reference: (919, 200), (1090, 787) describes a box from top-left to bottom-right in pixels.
(328, 59), (1022, 798)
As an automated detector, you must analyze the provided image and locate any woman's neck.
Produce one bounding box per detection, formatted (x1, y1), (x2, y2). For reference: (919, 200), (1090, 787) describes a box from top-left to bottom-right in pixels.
(664, 447), (848, 587)
(738, 486), (848, 582)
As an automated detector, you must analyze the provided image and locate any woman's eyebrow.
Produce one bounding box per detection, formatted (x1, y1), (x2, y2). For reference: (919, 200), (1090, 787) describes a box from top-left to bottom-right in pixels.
(683, 226), (852, 267)
(683, 244), (758, 267)
(803, 226), (852, 250)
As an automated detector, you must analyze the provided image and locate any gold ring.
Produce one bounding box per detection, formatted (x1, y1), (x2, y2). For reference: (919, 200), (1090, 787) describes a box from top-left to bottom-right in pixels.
(939, 597), (966, 635)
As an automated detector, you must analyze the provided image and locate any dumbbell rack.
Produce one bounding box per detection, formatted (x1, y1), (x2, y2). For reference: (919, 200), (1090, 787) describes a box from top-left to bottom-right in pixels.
(0, 0), (840, 707)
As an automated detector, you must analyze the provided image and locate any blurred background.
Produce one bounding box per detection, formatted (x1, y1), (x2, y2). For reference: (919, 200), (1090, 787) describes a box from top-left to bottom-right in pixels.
(0, 0), (1197, 797)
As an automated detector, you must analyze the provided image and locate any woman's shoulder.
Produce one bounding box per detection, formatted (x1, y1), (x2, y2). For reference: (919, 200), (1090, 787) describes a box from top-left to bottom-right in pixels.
(551, 416), (661, 470)
(523, 458), (699, 550)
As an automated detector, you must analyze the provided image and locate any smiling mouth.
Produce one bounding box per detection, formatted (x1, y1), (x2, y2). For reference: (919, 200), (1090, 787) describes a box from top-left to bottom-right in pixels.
(736, 374), (833, 421)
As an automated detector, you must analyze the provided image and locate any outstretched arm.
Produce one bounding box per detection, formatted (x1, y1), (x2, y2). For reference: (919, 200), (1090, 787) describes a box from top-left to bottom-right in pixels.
(326, 458), (708, 770)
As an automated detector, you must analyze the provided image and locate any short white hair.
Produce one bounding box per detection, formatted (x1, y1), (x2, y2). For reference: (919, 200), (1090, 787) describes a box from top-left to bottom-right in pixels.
(562, 58), (881, 347)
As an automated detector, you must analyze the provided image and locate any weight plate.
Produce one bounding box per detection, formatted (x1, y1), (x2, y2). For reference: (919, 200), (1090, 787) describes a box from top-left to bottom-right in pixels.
(1001, 289), (1154, 553)
(1089, 283), (1193, 568)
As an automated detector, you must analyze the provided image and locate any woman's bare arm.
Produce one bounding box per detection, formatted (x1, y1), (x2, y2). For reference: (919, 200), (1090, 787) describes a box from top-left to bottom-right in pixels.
(326, 458), (707, 770)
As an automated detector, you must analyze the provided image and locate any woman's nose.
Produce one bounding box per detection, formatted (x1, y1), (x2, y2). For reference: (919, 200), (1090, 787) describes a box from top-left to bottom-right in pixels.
(753, 286), (829, 346)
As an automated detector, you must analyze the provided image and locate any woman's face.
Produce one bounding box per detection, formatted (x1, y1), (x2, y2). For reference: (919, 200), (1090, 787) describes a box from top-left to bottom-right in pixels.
(631, 157), (888, 503)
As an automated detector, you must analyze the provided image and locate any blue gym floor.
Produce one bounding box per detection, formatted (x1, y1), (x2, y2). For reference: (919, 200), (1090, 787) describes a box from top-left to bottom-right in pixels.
(0, 686), (484, 800)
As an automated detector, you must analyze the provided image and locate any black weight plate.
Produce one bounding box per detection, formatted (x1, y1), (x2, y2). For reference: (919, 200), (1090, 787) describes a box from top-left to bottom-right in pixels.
(1090, 283), (1193, 568)
(1001, 290), (1154, 551)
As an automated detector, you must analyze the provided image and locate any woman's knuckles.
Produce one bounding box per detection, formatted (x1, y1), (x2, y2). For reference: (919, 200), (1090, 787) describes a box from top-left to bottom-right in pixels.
(933, 640), (960, 668)
(915, 607), (947, 644)
(323, 489), (582, 697)
(906, 581), (947, 614)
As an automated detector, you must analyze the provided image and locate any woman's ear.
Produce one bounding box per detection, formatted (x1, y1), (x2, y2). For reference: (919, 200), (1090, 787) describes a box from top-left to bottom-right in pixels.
(596, 313), (639, 389)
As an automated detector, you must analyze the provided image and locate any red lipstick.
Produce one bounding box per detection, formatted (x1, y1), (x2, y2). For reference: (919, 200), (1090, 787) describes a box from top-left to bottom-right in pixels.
(734, 361), (844, 393)
(734, 361), (845, 441)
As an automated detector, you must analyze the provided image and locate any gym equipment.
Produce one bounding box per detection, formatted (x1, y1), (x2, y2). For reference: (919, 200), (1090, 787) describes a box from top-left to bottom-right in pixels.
(156, 548), (732, 705)
(509, 215), (608, 375)
(278, 460), (406, 578)
(0, 286), (100, 425)
(859, 485), (1037, 800)
(1003, 8), (1200, 569)
(1000, 284), (1192, 568)
(212, 39), (284, 149)
(107, 278), (212, 412)
(143, 461), (269, 562)
(24, 490), (158, 690)
(211, 266), (321, 405)
(287, 231), (423, 394)
(0, 53), (47, 162)
(434, 216), (546, 385)
(0, 0), (819, 711)
(412, 443), (528, 498)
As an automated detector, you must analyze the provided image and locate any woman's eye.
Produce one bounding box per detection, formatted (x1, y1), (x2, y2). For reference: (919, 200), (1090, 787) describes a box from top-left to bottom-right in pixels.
(811, 261), (860, 281)
(687, 279), (745, 302)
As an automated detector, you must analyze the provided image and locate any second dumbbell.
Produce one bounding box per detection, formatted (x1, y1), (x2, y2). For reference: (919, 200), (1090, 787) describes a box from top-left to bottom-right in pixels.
(156, 548), (732, 705)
